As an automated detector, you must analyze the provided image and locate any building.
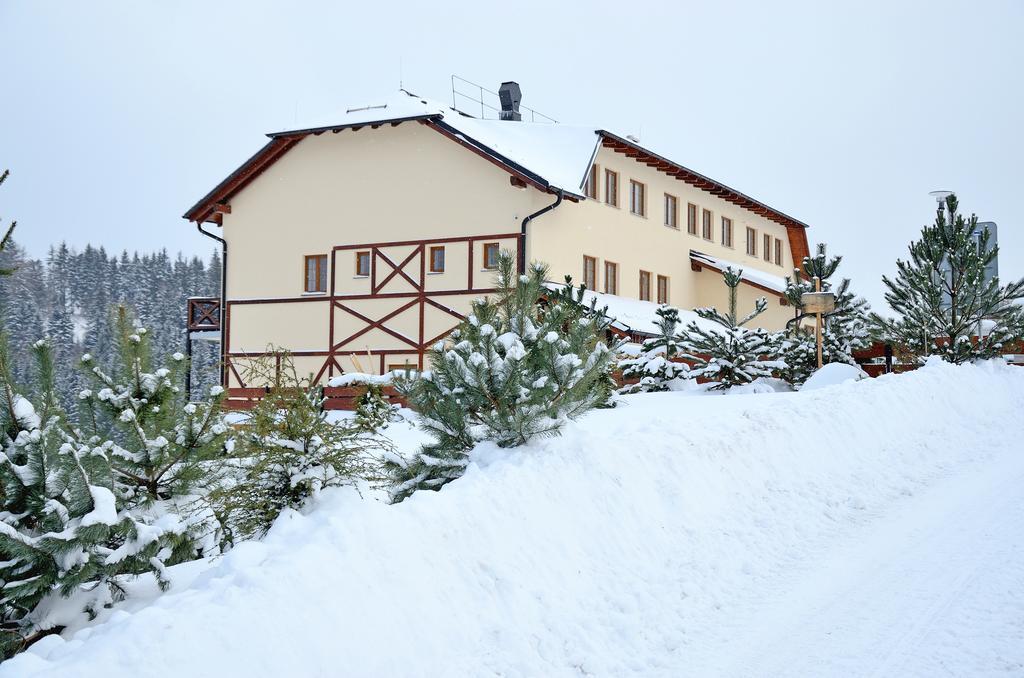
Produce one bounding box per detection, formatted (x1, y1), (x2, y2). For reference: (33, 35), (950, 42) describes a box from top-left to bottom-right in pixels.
(184, 84), (811, 392)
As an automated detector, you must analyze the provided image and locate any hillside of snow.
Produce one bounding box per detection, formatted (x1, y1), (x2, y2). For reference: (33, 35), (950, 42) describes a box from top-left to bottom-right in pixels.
(6, 360), (1024, 677)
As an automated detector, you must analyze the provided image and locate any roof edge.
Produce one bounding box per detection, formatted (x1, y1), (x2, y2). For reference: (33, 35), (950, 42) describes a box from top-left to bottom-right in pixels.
(596, 130), (810, 230)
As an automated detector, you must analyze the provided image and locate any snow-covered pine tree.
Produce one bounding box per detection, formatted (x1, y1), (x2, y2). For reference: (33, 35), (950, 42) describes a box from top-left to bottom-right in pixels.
(0, 335), (190, 657)
(389, 252), (615, 501)
(0, 169), (17, 278)
(353, 382), (396, 431)
(619, 305), (690, 392)
(77, 307), (227, 532)
(874, 194), (1024, 363)
(681, 267), (783, 390)
(779, 244), (871, 385)
(210, 350), (382, 545)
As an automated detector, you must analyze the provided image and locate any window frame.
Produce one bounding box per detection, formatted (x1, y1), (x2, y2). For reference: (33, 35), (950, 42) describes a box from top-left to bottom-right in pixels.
(763, 234), (771, 262)
(746, 227), (758, 257)
(483, 242), (500, 270)
(664, 193), (679, 229)
(305, 253), (329, 293)
(657, 275), (669, 304)
(639, 270), (652, 301)
(604, 260), (619, 295)
(721, 216), (733, 248)
(774, 238), (783, 266)
(702, 209), (714, 241)
(429, 245), (445, 273)
(604, 169), (619, 207)
(585, 164), (599, 200)
(687, 203), (698, 235)
(352, 251), (370, 279)
(583, 255), (597, 290)
(629, 179), (646, 217)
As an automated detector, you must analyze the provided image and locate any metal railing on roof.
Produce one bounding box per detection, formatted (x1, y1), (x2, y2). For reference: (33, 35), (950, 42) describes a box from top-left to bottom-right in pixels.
(450, 75), (558, 124)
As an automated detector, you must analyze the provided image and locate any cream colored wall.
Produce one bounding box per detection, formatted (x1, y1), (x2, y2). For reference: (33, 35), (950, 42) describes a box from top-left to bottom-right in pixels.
(218, 122), (804, 387)
(222, 122), (543, 301)
(529, 145), (797, 330)
(221, 122), (545, 373)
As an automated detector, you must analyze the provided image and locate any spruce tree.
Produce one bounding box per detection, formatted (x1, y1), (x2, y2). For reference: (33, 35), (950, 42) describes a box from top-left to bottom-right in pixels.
(389, 253), (615, 501)
(619, 305), (690, 392)
(874, 194), (1024, 363)
(780, 245), (871, 385)
(681, 268), (783, 389)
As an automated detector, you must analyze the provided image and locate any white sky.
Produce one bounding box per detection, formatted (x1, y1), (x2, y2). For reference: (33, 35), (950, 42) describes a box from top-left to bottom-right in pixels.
(1, 0), (1021, 310)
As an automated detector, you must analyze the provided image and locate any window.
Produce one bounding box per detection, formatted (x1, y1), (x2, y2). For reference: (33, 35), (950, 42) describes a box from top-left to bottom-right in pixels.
(763, 234), (771, 262)
(721, 217), (733, 248)
(702, 209), (713, 240)
(604, 261), (618, 295)
(429, 246), (445, 273)
(657, 275), (669, 304)
(388, 363), (413, 374)
(604, 169), (619, 207)
(483, 242), (500, 270)
(687, 203), (698, 235)
(664, 194), (678, 228)
(774, 238), (783, 266)
(629, 180), (646, 216)
(305, 254), (329, 292)
(354, 251), (369, 278)
(583, 255), (597, 290)
(746, 227), (757, 257)
(639, 270), (651, 301)
(585, 165), (599, 200)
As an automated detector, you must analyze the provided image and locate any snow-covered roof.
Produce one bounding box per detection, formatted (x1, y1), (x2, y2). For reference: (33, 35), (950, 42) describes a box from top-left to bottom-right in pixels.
(689, 250), (788, 294)
(184, 88), (810, 246)
(267, 91), (600, 198)
(544, 282), (722, 339)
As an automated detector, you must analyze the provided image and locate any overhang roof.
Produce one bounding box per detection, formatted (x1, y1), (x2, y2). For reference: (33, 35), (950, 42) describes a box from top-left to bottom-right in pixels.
(184, 90), (812, 263)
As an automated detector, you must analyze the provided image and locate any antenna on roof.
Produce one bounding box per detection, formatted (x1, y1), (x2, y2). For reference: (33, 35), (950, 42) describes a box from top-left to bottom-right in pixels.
(449, 75), (559, 123)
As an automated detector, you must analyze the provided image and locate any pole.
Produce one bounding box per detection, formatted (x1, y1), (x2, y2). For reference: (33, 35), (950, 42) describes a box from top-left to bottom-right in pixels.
(814, 276), (823, 369)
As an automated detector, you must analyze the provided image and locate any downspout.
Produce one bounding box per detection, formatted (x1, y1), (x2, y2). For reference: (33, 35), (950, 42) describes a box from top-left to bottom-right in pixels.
(519, 188), (564, 274)
(197, 221), (228, 390)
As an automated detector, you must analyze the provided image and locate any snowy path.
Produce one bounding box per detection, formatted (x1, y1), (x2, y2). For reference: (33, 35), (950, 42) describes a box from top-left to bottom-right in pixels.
(718, 441), (1024, 677)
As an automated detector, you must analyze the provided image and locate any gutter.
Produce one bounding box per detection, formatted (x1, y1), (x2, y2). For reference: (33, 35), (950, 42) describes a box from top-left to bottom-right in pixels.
(519, 189), (564, 274)
(197, 222), (228, 389)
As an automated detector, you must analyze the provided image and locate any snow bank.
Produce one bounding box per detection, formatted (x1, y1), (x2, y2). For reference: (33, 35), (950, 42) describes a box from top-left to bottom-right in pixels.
(7, 361), (1024, 677)
(801, 362), (868, 390)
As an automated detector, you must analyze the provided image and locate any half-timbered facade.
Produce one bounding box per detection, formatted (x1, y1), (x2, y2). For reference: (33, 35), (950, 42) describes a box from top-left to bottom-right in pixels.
(184, 88), (811, 391)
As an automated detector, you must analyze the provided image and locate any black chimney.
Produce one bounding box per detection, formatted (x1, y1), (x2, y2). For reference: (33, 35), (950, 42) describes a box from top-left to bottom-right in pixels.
(498, 81), (522, 121)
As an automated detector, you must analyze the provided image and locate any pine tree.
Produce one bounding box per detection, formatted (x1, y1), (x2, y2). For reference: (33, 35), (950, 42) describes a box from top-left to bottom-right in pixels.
(389, 253), (615, 501)
(210, 351), (381, 546)
(874, 194), (1024, 363)
(0, 336), (191, 657)
(353, 382), (396, 431)
(681, 267), (783, 390)
(619, 305), (690, 392)
(77, 307), (227, 520)
(0, 170), (16, 277)
(780, 245), (871, 385)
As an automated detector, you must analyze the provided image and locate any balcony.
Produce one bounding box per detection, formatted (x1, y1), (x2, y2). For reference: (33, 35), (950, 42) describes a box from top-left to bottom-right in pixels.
(187, 297), (221, 332)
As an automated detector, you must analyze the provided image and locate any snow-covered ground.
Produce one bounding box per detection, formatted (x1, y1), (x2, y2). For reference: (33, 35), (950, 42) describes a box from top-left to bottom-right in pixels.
(5, 360), (1024, 677)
